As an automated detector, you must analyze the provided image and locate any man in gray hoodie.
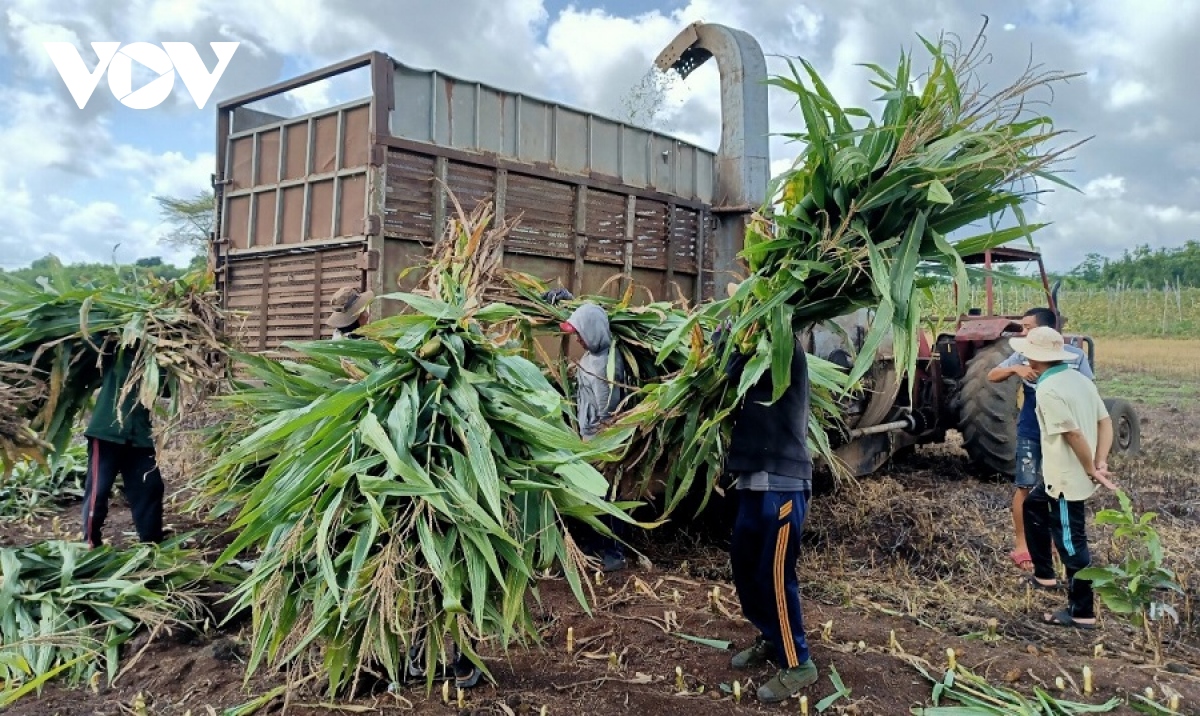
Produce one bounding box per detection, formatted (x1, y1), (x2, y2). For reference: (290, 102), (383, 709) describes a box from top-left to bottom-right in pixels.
(561, 301), (628, 571)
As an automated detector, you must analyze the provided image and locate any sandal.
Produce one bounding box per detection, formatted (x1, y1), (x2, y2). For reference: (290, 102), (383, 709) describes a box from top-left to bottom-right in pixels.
(1026, 575), (1060, 591)
(1042, 609), (1096, 630)
(1009, 550), (1033, 571)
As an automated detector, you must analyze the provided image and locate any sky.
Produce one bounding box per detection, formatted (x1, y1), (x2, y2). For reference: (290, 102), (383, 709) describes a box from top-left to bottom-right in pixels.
(1, 0), (1197, 273)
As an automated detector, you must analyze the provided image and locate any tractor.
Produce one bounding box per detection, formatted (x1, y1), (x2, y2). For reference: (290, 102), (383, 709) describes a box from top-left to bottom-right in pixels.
(936, 246), (1142, 477)
(802, 245), (1143, 480)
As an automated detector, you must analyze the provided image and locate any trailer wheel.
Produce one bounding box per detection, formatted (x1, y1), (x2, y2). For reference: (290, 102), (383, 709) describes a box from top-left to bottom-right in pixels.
(953, 340), (1019, 478)
(1103, 398), (1141, 456)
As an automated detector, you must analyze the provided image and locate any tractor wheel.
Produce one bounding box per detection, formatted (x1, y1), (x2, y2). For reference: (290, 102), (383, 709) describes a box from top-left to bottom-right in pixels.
(953, 340), (1019, 478)
(1103, 398), (1142, 456)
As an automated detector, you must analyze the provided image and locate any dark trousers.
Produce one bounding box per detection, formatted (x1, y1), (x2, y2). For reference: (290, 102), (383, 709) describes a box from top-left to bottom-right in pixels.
(81, 437), (164, 547)
(1023, 483), (1094, 619)
(730, 489), (811, 668)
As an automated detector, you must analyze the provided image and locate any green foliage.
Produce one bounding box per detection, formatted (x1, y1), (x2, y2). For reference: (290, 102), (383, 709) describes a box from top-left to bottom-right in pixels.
(0, 267), (228, 457)
(0, 443), (87, 521)
(1068, 241), (1200, 289)
(1076, 490), (1182, 627)
(0, 538), (235, 706)
(198, 201), (646, 698)
(0, 254), (189, 288)
(608, 25), (1080, 514)
(905, 653), (1121, 714)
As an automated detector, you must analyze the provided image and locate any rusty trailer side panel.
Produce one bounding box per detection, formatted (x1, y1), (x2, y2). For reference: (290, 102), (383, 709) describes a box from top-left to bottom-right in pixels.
(213, 53), (725, 352)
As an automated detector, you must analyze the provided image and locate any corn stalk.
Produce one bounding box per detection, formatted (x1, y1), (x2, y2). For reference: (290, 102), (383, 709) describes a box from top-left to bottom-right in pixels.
(608, 24), (1084, 514)
(0, 443), (87, 522)
(0, 362), (51, 474)
(199, 198), (646, 698)
(0, 538), (234, 706)
(902, 652), (1120, 714)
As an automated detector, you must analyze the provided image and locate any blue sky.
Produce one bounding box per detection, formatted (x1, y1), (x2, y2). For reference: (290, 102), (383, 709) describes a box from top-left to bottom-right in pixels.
(1, 0), (1197, 272)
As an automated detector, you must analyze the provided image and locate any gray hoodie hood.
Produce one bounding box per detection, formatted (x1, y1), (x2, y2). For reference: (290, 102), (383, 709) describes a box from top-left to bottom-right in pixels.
(565, 302), (624, 439)
(565, 303), (612, 353)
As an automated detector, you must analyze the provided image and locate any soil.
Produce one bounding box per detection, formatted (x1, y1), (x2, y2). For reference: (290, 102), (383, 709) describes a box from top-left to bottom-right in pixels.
(2, 401), (1198, 715)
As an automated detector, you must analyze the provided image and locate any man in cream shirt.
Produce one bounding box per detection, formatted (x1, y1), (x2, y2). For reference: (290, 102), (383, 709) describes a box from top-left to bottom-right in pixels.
(1008, 326), (1116, 629)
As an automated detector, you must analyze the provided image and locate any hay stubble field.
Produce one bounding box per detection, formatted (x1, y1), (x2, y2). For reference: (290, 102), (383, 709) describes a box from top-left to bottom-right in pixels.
(2, 337), (1199, 715)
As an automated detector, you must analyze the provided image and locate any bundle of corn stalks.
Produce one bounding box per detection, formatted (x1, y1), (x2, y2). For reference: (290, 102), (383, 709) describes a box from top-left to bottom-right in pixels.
(502, 274), (854, 506)
(0, 362), (51, 474)
(0, 538), (233, 707)
(0, 268), (229, 455)
(609, 25), (1082, 513)
(200, 198), (642, 698)
(502, 273), (713, 400)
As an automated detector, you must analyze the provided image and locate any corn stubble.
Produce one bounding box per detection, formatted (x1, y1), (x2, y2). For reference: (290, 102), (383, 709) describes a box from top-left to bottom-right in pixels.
(603, 24), (1083, 514)
(200, 199), (644, 697)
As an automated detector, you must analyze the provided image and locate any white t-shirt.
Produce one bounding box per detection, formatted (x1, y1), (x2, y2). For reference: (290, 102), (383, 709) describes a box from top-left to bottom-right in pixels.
(1035, 367), (1110, 501)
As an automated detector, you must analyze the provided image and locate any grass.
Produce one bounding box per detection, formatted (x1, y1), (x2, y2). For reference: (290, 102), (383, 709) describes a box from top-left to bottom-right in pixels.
(1095, 337), (1200, 379)
(1093, 337), (1200, 409)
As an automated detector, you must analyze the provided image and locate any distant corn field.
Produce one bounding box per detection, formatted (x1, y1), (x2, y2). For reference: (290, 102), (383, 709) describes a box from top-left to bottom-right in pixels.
(927, 284), (1200, 337)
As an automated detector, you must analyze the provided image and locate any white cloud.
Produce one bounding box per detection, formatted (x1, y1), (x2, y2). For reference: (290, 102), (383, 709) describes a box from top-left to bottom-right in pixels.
(1, 0), (1199, 275)
(1084, 175), (1126, 198)
(1108, 79), (1151, 109)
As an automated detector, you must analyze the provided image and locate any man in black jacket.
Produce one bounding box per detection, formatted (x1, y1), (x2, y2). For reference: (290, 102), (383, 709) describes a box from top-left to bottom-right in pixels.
(724, 338), (819, 703)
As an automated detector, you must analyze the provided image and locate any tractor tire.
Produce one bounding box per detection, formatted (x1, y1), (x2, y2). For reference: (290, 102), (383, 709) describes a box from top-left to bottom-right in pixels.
(1103, 398), (1142, 456)
(953, 340), (1020, 478)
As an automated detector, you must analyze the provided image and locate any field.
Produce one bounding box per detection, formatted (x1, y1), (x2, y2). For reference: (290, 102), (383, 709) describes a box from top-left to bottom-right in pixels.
(2, 338), (1199, 715)
(930, 285), (1200, 338)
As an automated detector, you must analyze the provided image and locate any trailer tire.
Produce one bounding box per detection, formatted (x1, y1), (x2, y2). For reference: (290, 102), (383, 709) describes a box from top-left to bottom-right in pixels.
(954, 340), (1020, 479)
(1103, 398), (1141, 456)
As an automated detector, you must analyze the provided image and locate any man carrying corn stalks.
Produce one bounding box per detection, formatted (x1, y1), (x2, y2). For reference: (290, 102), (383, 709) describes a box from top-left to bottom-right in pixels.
(557, 297), (628, 573)
(325, 286), (375, 339)
(1008, 326), (1115, 629)
(81, 343), (165, 548)
(723, 331), (819, 702)
(988, 308), (1093, 573)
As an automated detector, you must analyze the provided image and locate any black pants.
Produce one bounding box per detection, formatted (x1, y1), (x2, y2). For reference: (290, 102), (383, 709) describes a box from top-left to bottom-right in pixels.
(81, 437), (164, 547)
(1023, 483), (1094, 619)
(730, 488), (811, 668)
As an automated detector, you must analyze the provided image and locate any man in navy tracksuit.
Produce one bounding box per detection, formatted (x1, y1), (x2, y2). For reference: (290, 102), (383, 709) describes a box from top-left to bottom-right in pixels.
(724, 338), (819, 703)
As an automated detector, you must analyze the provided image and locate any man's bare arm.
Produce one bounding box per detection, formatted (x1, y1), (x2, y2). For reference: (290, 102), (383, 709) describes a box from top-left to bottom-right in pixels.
(1094, 416), (1113, 468)
(1063, 429), (1097, 475)
(1065, 428), (1117, 490)
(988, 364), (1036, 383)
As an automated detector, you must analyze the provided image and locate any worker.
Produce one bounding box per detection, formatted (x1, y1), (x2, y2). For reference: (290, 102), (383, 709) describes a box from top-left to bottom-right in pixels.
(557, 296), (629, 572)
(723, 332), (819, 703)
(81, 340), (165, 549)
(325, 286), (375, 339)
(1008, 326), (1115, 628)
(987, 307), (1092, 573)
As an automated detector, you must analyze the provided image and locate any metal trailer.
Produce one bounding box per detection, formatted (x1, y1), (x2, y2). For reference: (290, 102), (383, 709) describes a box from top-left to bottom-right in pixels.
(210, 33), (768, 353)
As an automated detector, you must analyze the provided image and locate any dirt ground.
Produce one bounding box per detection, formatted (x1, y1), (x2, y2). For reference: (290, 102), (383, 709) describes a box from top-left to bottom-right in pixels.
(3, 371), (1199, 715)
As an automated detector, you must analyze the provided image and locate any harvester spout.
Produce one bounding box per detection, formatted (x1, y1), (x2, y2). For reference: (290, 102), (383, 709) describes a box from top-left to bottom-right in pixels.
(655, 22), (769, 209)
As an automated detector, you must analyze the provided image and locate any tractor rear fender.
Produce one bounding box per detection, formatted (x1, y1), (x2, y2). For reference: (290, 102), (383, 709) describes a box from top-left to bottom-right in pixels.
(956, 317), (1023, 343)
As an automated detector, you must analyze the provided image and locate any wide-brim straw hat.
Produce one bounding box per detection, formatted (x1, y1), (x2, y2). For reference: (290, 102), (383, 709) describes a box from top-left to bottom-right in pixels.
(1009, 325), (1075, 363)
(325, 287), (375, 329)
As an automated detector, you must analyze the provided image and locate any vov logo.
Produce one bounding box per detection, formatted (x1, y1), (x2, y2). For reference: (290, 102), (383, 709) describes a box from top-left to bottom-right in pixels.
(44, 42), (239, 110)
